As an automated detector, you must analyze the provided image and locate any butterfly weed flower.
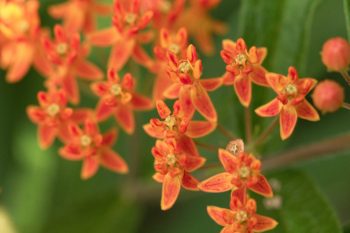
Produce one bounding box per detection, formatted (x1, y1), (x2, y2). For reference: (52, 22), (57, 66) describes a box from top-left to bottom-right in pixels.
(255, 66), (319, 140)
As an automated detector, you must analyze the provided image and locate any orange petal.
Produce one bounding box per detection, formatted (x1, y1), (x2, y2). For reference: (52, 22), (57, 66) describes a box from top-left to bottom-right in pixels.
(59, 145), (84, 160)
(179, 86), (195, 119)
(74, 59), (103, 80)
(38, 125), (57, 149)
(6, 43), (33, 83)
(186, 121), (216, 138)
(132, 44), (153, 68)
(27, 106), (46, 123)
(200, 78), (223, 91)
(253, 215), (278, 232)
(218, 149), (238, 173)
(198, 172), (234, 193)
(250, 66), (268, 86)
(207, 206), (234, 226)
(255, 98), (282, 117)
(114, 105), (135, 134)
(234, 74), (252, 107)
(191, 84), (217, 121)
(163, 83), (182, 99)
(96, 100), (115, 121)
(296, 78), (317, 94)
(81, 156), (99, 179)
(221, 226), (235, 233)
(102, 129), (118, 146)
(100, 149), (128, 174)
(87, 27), (120, 46)
(161, 174), (182, 210)
(280, 105), (298, 140)
(182, 172), (199, 191)
(295, 100), (320, 121)
(143, 123), (164, 139)
(177, 135), (199, 157)
(108, 38), (135, 71)
(249, 175), (273, 197)
(266, 73), (284, 94)
(184, 156), (206, 172)
(153, 172), (164, 183)
(131, 93), (153, 110)
(62, 74), (79, 104)
(156, 100), (171, 119)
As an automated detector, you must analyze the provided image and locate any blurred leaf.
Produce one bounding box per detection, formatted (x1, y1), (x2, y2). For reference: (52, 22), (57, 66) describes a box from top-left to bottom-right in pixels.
(265, 169), (342, 233)
(343, 0), (350, 40)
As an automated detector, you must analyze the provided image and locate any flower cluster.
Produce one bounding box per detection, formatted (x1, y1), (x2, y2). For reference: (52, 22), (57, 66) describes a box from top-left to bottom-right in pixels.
(2, 0), (350, 232)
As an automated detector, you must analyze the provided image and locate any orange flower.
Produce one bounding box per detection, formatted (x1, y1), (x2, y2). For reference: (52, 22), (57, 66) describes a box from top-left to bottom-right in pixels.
(49, 0), (112, 34)
(207, 196), (278, 233)
(166, 44), (222, 121)
(152, 138), (206, 210)
(43, 24), (103, 103)
(255, 66), (320, 140)
(87, 0), (154, 71)
(175, 0), (227, 55)
(0, 0), (48, 82)
(198, 149), (273, 203)
(91, 69), (153, 134)
(220, 38), (268, 107)
(60, 120), (128, 179)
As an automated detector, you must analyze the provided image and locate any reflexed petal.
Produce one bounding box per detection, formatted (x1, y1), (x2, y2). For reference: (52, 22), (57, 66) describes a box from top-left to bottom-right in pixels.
(198, 172), (234, 193)
(182, 172), (199, 191)
(96, 100), (115, 121)
(186, 121), (216, 138)
(163, 83), (182, 99)
(71, 108), (93, 123)
(250, 66), (268, 86)
(221, 226), (235, 233)
(296, 78), (317, 94)
(91, 82), (109, 96)
(143, 123), (164, 139)
(231, 187), (247, 206)
(102, 129), (117, 146)
(179, 86), (195, 119)
(153, 172), (164, 183)
(108, 39), (135, 71)
(100, 149), (128, 173)
(218, 149), (238, 173)
(84, 120), (99, 135)
(161, 174), (182, 210)
(62, 74), (79, 104)
(255, 98), (282, 117)
(191, 84), (217, 121)
(207, 206), (234, 226)
(266, 73), (284, 93)
(132, 45), (154, 68)
(59, 145), (84, 160)
(177, 135), (199, 156)
(87, 27), (120, 46)
(131, 93), (153, 110)
(254, 215), (278, 232)
(280, 106), (298, 140)
(27, 106), (46, 123)
(295, 100), (320, 121)
(38, 125), (56, 149)
(234, 74), (252, 107)
(81, 156), (99, 179)
(115, 105), (135, 134)
(200, 78), (223, 91)
(184, 156), (206, 172)
(74, 59), (103, 80)
(156, 100), (171, 119)
(6, 43), (33, 83)
(249, 175), (273, 197)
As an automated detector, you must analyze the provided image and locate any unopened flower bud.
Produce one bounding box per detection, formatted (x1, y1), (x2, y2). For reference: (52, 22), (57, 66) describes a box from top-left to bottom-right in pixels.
(321, 37), (350, 71)
(312, 80), (344, 113)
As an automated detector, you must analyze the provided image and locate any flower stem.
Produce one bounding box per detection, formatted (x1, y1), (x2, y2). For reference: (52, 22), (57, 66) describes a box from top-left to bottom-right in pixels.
(217, 123), (236, 140)
(194, 140), (218, 152)
(342, 102), (350, 110)
(252, 117), (279, 148)
(244, 107), (252, 144)
(340, 70), (350, 86)
(262, 133), (350, 171)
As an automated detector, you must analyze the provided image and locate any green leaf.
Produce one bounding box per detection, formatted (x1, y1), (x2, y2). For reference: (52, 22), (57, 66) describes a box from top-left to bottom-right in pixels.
(343, 0), (350, 40)
(264, 169), (342, 233)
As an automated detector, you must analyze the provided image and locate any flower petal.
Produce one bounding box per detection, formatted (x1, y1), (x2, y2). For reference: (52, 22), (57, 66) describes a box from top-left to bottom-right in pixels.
(114, 105), (135, 134)
(179, 86), (195, 119)
(255, 98), (282, 117)
(59, 145), (84, 160)
(184, 156), (206, 172)
(87, 27), (120, 46)
(74, 59), (103, 80)
(191, 84), (217, 121)
(234, 74), (252, 107)
(143, 123), (164, 139)
(198, 172), (234, 193)
(6, 43), (33, 83)
(38, 125), (56, 149)
(295, 100), (320, 121)
(177, 135), (199, 157)
(266, 72), (284, 94)
(156, 100), (171, 119)
(218, 149), (238, 173)
(27, 106), (46, 123)
(253, 215), (278, 232)
(280, 105), (298, 140)
(108, 38), (135, 71)
(200, 78), (223, 91)
(81, 156), (99, 179)
(186, 121), (216, 138)
(250, 66), (268, 86)
(161, 174), (182, 210)
(163, 83), (182, 99)
(102, 129), (118, 146)
(207, 206), (234, 226)
(249, 175), (273, 197)
(96, 100), (115, 121)
(182, 172), (199, 191)
(153, 172), (164, 183)
(131, 93), (153, 110)
(100, 149), (128, 173)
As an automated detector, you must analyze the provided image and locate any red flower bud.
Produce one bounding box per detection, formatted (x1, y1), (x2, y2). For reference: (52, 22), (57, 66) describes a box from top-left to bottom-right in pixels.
(321, 37), (350, 71)
(312, 80), (344, 113)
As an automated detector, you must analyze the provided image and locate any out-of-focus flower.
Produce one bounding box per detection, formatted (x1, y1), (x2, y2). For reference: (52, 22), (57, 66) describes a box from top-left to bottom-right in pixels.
(91, 69), (153, 134)
(60, 120), (128, 179)
(175, 0), (227, 55)
(0, 0), (48, 82)
(255, 67), (319, 140)
(49, 0), (112, 34)
(152, 138), (206, 210)
(87, 0), (154, 70)
(221, 38), (268, 107)
(207, 196), (278, 233)
(43, 24), (103, 103)
(321, 37), (350, 72)
(312, 79), (344, 113)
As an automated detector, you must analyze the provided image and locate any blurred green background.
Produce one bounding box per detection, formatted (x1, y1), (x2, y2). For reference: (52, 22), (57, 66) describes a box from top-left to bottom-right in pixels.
(1, 0), (350, 232)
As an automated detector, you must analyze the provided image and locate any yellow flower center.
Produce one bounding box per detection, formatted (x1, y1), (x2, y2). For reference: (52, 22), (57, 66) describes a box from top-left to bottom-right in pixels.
(110, 84), (122, 96)
(169, 43), (180, 54)
(17, 20), (29, 33)
(285, 83), (298, 95)
(239, 166), (250, 179)
(124, 13), (137, 25)
(56, 43), (68, 56)
(166, 153), (177, 166)
(80, 135), (92, 147)
(235, 210), (248, 223)
(164, 115), (177, 130)
(178, 60), (192, 74)
(46, 104), (60, 117)
(235, 53), (248, 66)
(160, 0), (171, 13)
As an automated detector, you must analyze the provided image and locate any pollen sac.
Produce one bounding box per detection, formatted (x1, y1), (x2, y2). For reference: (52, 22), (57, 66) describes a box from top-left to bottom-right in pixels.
(312, 79), (344, 113)
(321, 37), (350, 72)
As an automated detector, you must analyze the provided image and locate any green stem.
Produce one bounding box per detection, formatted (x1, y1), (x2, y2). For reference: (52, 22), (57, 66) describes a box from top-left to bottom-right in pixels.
(343, 102), (350, 110)
(340, 70), (350, 86)
(244, 107), (252, 144)
(217, 123), (236, 140)
(252, 117), (279, 148)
